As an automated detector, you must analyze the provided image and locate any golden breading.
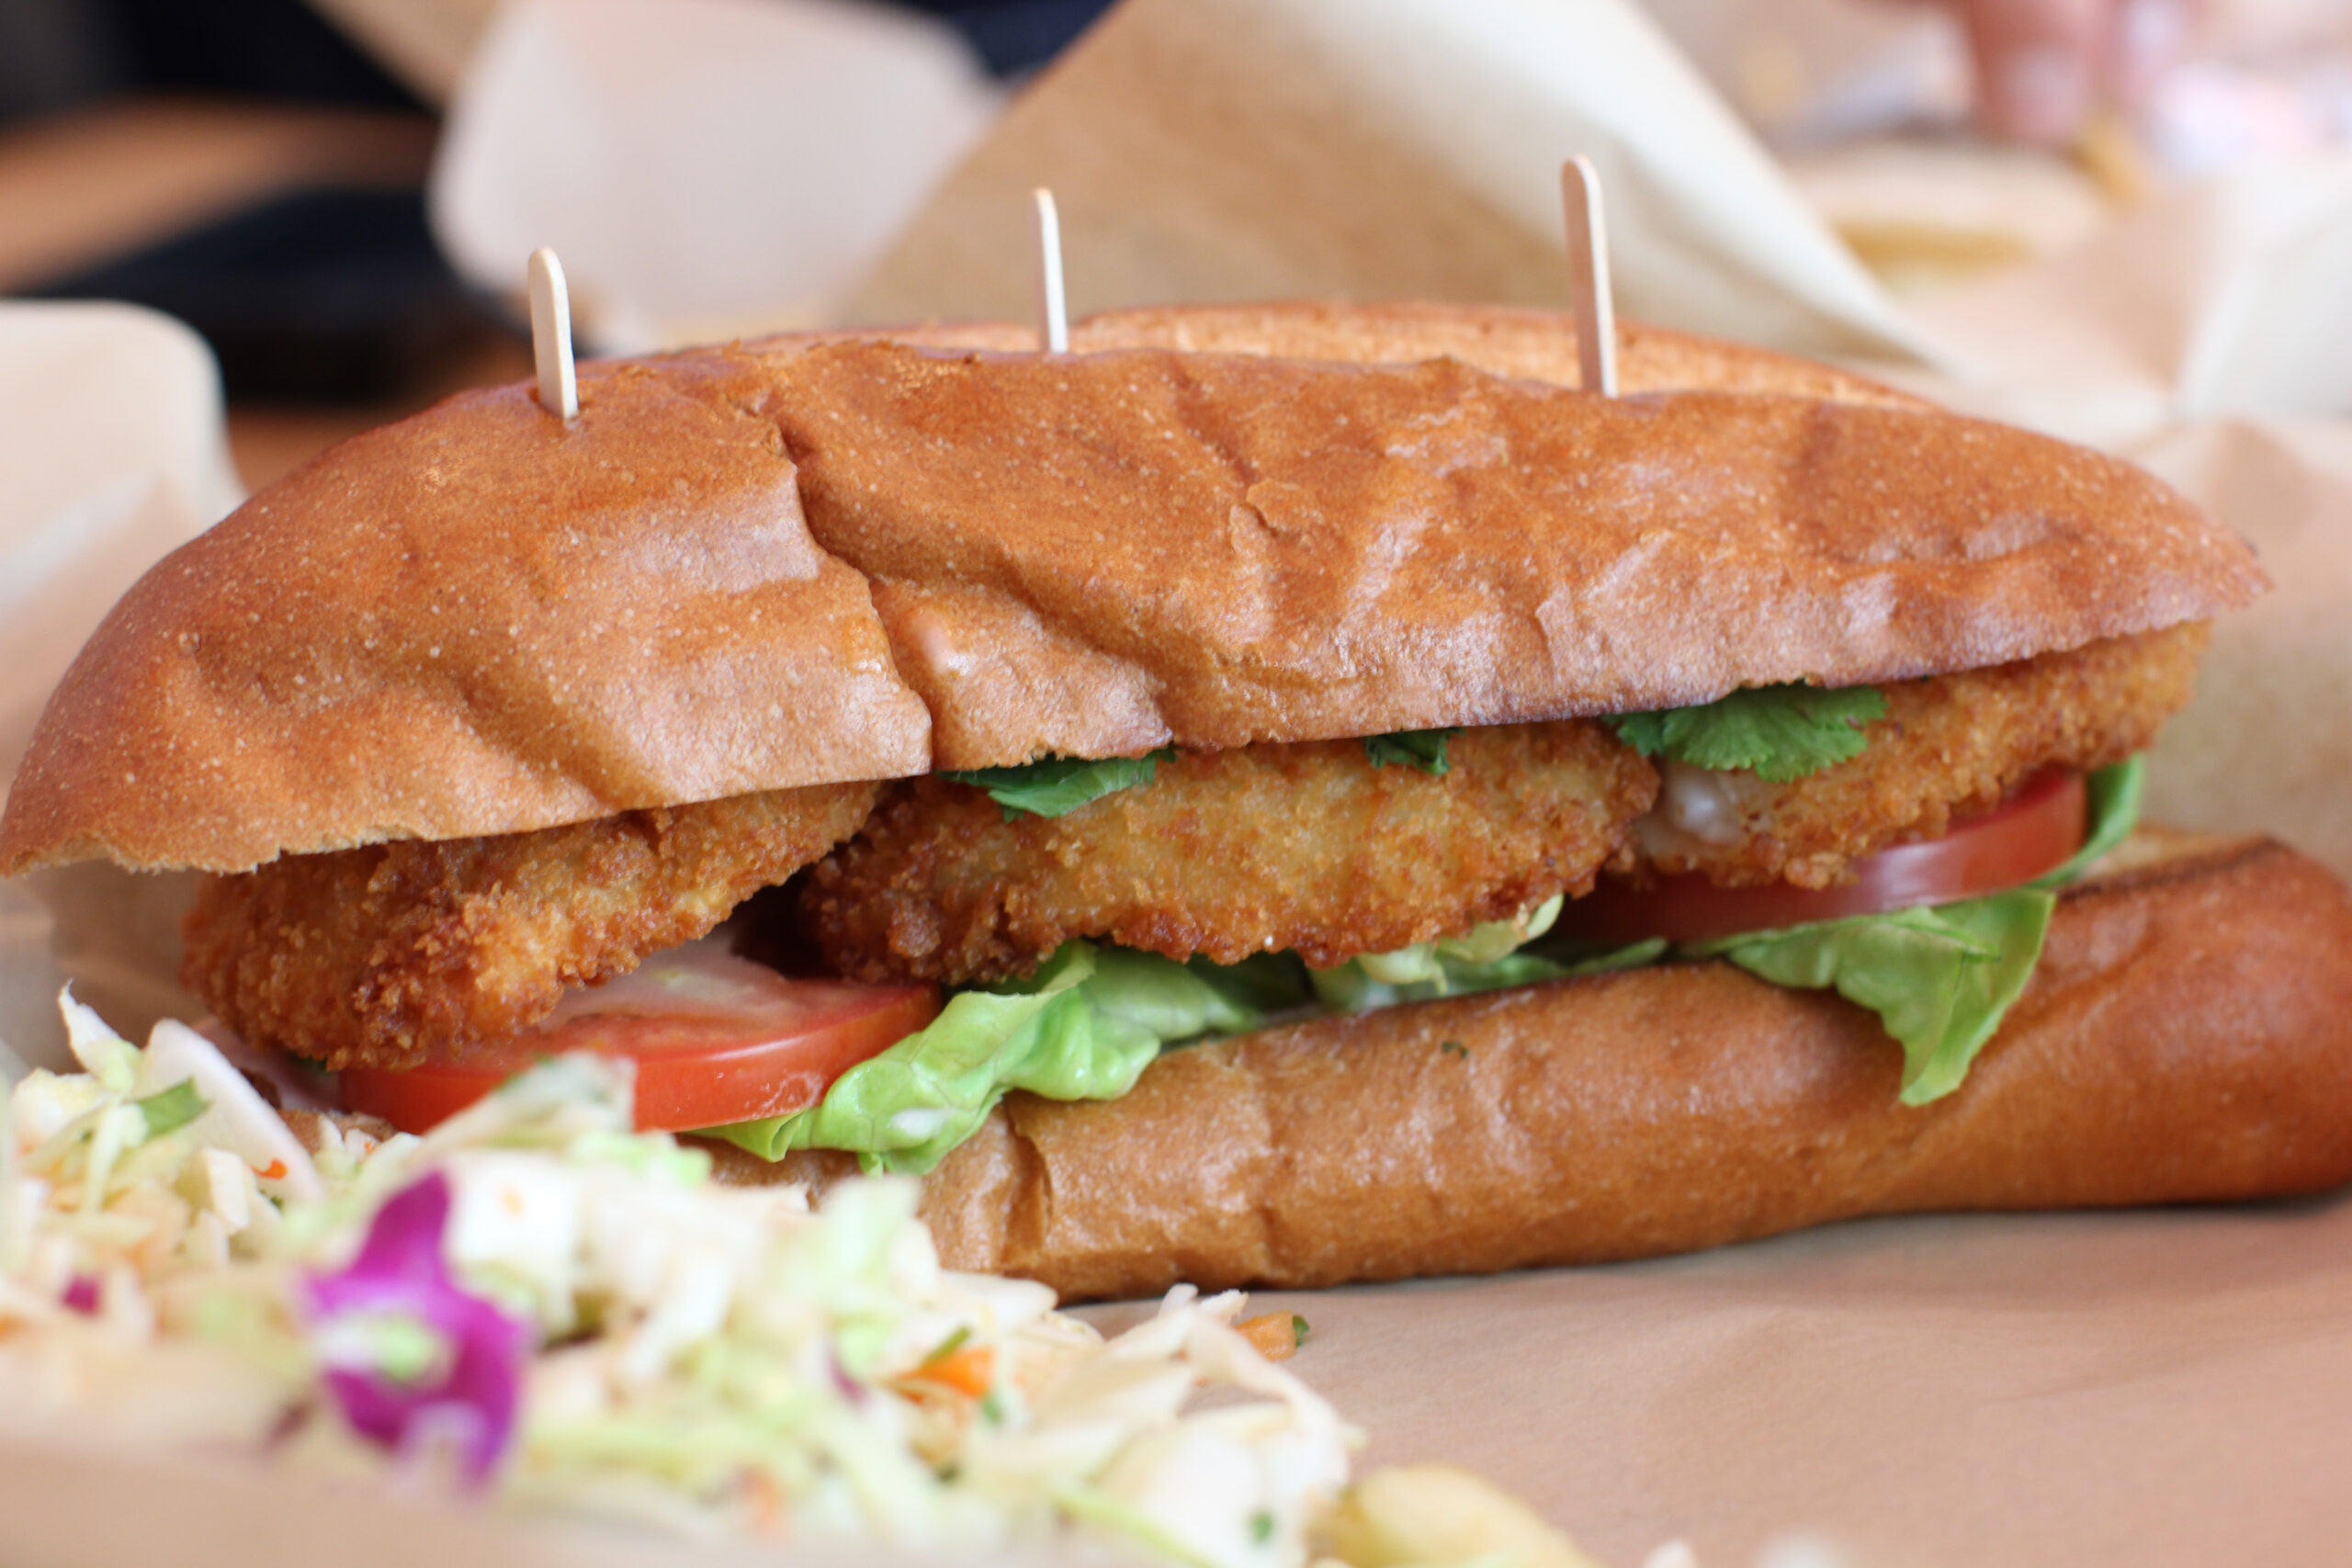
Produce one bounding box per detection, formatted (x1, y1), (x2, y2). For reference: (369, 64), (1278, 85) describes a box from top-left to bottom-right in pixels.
(1623, 624), (2209, 889)
(182, 783), (877, 1071)
(798, 723), (1659, 985)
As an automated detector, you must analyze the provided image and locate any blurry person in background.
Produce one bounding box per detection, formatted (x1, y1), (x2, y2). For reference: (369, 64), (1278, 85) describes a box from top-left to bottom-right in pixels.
(1930, 0), (2199, 144)
(921, 0), (2211, 152)
(0, 0), (422, 124)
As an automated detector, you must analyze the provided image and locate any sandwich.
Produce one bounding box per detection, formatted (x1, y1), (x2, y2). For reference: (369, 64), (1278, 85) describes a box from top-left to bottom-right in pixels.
(6, 302), (2349, 1303)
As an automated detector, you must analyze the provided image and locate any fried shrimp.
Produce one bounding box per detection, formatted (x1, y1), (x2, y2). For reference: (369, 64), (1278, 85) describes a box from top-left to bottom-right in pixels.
(182, 782), (878, 1071)
(799, 722), (1658, 986)
(1623, 624), (2209, 889)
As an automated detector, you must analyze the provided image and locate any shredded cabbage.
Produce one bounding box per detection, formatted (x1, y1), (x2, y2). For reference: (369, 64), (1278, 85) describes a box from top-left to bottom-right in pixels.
(0, 995), (1356, 1563)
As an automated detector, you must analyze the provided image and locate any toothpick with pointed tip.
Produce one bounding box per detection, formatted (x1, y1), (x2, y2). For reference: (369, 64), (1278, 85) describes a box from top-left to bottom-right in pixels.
(527, 246), (578, 422)
(1559, 158), (1618, 397)
(1032, 187), (1069, 354)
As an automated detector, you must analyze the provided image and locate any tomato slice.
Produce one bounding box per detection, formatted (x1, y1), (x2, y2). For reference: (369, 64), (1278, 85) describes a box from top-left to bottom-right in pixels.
(340, 938), (941, 1135)
(1553, 770), (2088, 947)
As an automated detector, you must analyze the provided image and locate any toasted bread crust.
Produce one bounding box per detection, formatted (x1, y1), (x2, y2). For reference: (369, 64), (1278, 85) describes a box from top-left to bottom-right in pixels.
(0, 353), (933, 875)
(732, 833), (2352, 1299)
(775, 344), (2256, 762)
(763, 300), (1934, 410)
(1064, 301), (1934, 408)
(0, 309), (2259, 877)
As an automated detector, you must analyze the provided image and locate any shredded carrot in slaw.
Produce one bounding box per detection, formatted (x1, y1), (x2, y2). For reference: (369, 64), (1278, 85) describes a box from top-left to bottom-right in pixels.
(899, 1344), (996, 1399)
(1238, 1313), (1307, 1361)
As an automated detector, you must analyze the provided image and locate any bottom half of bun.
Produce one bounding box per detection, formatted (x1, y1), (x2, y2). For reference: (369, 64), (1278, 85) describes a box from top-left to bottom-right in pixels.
(713, 832), (2352, 1302)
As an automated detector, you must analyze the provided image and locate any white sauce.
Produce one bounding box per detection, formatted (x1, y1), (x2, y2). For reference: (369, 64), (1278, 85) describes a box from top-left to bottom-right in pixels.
(1657, 761), (1751, 846)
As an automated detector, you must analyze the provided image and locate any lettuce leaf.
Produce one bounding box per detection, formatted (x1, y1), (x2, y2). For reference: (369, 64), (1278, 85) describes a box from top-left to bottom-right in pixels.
(1692, 892), (2052, 1105)
(2030, 754), (2143, 889)
(1610, 684), (1886, 782)
(1362, 728), (1459, 775)
(1308, 937), (1667, 1012)
(705, 943), (1271, 1173)
(940, 750), (1173, 821)
(1304, 897), (1659, 1009)
(1684, 759), (2142, 1104)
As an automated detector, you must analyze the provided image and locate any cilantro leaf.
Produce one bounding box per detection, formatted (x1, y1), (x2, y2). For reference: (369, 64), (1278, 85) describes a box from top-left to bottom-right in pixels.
(942, 750), (1174, 820)
(1609, 684), (1885, 782)
(1363, 728), (1459, 775)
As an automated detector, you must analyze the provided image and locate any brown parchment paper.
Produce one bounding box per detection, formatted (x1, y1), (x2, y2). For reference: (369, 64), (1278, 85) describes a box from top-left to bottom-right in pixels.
(842, 0), (1937, 367)
(1199, 1197), (2352, 1567)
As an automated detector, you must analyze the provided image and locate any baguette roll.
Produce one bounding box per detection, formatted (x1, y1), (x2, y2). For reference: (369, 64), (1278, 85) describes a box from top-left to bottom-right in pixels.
(730, 833), (2352, 1300)
(0, 321), (2258, 877)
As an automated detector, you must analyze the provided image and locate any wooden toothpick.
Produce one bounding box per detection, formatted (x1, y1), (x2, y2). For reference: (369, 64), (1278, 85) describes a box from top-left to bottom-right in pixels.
(1558, 158), (1618, 397)
(1032, 187), (1069, 354)
(527, 246), (579, 422)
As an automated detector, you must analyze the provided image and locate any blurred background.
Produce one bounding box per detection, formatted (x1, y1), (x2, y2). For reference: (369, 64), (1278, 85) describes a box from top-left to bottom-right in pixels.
(0, 0), (1108, 488)
(3, 0), (2349, 490)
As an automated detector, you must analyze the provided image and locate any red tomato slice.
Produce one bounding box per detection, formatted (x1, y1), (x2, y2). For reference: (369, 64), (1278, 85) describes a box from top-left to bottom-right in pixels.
(341, 938), (941, 1135)
(1553, 770), (2088, 947)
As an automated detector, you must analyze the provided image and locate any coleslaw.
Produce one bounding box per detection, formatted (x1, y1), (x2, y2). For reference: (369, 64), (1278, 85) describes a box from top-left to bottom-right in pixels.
(1, 989), (1360, 1565)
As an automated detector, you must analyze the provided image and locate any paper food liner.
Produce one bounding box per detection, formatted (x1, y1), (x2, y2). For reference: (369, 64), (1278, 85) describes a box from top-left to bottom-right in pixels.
(0, 301), (236, 1076)
(1234, 1194), (2352, 1567)
(430, 0), (1001, 351)
(11, 0), (2352, 1559)
(842, 0), (1939, 367)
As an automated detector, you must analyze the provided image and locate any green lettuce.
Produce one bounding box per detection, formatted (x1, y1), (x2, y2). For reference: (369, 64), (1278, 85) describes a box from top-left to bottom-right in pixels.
(940, 750), (1174, 821)
(2030, 754), (2143, 888)
(1362, 728), (1459, 775)
(1304, 897), (1668, 1010)
(1611, 684), (1887, 781)
(1307, 936), (1667, 1011)
(1686, 759), (2142, 1104)
(1693, 892), (2052, 1104)
(707, 943), (1270, 1173)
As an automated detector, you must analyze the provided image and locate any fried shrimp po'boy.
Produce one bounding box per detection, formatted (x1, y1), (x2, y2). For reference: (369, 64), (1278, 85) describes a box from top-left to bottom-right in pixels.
(6, 303), (2349, 1302)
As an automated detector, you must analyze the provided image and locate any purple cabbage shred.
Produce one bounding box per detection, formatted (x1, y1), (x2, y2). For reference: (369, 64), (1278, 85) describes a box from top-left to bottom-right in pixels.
(304, 1169), (530, 1487)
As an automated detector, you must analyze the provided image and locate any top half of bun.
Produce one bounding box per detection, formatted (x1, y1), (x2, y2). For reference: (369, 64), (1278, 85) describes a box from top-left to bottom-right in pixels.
(0, 303), (2263, 878)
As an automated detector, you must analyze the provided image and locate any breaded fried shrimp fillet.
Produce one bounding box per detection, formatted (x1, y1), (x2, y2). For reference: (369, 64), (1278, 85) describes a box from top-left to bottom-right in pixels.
(1626, 625), (2208, 890)
(182, 782), (877, 1071)
(800, 722), (1658, 986)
